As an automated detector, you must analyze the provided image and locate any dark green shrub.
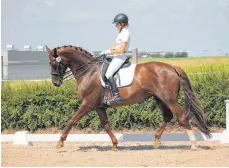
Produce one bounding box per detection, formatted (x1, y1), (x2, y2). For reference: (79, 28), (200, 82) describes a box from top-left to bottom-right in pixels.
(1, 68), (229, 132)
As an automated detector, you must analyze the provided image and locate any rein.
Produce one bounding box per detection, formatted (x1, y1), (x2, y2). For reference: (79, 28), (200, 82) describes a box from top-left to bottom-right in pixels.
(63, 69), (73, 81)
(63, 59), (102, 81)
(71, 60), (99, 79)
(52, 47), (103, 82)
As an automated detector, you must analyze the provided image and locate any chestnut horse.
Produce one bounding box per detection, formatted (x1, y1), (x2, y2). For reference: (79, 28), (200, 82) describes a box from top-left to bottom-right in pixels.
(45, 45), (211, 150)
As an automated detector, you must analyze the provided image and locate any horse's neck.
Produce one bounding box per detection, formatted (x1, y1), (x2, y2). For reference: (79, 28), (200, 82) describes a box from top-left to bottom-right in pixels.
(68, 52), (97, 79)
(67, 50), (90, 67)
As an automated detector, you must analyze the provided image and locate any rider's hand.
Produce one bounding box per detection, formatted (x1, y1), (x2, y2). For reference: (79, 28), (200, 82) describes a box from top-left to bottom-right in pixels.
(99, 51), (106, 57)
(99, 49), (111, 56)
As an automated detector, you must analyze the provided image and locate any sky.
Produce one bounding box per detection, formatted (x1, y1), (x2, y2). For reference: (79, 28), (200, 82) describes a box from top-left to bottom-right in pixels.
(1, 0), (229, 56)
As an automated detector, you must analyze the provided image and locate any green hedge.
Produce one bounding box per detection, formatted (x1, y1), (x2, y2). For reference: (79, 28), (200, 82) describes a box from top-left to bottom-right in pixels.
(1, 69), (229, 132)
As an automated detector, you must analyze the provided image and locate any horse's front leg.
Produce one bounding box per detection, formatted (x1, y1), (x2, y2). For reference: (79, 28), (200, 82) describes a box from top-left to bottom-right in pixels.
(96, 107), (118, 151)
(56, 104), (90, 149)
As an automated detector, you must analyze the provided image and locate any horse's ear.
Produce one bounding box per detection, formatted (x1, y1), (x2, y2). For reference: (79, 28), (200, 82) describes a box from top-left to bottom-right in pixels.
(45, 45), (51, 54)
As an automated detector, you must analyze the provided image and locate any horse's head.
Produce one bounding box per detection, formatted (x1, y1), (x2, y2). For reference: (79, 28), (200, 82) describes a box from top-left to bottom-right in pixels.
(45, 45), (69, 87)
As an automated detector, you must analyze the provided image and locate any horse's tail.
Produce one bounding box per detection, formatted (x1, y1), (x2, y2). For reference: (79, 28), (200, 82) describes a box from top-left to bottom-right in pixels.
(173, 66), (212, 138)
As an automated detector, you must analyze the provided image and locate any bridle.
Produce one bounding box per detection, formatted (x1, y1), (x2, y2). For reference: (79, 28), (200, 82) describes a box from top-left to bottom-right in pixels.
(51, 54), (72, 81)
(51, 55), (96, 82)
(50, 48), (103, 82)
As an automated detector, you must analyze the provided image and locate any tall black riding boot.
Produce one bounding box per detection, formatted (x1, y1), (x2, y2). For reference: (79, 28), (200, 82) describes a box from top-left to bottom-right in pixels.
(107, 76), (123, 104)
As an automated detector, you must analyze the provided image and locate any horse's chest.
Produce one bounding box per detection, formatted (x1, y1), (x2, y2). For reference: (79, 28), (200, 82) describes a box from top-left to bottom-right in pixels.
(77, 86), (86, 99)
(77, 81), (100, 99)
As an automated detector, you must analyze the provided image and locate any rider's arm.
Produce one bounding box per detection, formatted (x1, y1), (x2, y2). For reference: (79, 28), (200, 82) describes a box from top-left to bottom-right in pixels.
(109, 44), (117, 51)
(110, 42), (127, 54)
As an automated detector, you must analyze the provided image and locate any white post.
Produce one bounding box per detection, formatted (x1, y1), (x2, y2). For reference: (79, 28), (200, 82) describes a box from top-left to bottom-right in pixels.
(1, 51), (8, 80)
(13, 131), (33, 146)
(132, 48), (138, 64)
(220, 100), (229, 144)
(1, 56), (3, 80)
(226, 100), (229, 131)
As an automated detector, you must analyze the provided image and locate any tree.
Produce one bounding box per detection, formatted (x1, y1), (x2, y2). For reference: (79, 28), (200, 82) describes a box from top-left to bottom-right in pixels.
(164, 52), (174, 58)
(175, 52), (188, 58)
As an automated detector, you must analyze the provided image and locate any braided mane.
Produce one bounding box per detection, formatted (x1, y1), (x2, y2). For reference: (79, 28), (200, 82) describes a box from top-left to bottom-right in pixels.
(54, 45), (94, 58)
(52, 45), (101, 82)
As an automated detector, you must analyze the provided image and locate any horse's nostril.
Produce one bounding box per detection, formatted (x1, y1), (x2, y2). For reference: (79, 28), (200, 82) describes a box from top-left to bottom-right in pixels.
(53, 82), (60, 87)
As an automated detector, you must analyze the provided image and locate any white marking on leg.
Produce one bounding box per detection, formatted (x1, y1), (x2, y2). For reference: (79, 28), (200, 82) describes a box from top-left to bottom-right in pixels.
(187, 129), (198, 150)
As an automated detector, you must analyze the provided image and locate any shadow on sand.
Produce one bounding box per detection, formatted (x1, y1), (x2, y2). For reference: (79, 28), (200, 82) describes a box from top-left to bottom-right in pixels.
(78, 144), (212, 151)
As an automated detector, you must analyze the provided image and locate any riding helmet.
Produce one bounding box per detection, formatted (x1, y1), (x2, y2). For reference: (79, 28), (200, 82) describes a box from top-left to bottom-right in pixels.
(112, 13), (128, 24)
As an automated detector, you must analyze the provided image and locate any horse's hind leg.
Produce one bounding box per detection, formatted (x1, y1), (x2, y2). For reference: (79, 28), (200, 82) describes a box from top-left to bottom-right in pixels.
(154, 98), (173, 149)
(167, 103), (198, 150)
(96, 107), (118, 151)
(154, 82), (197, 149)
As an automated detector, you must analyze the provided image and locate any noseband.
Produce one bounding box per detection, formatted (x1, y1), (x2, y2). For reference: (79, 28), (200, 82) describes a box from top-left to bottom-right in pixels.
(51, 56), (72, 80)
(52, 56), (64, 75)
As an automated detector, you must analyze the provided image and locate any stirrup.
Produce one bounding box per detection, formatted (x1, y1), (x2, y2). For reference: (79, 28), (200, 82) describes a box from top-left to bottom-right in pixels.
(106, 94), (123, 105)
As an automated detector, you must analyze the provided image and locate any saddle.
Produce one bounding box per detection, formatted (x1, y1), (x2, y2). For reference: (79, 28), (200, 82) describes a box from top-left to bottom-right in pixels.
(100, 56), (137, 88)
(100, 56), (137, 105)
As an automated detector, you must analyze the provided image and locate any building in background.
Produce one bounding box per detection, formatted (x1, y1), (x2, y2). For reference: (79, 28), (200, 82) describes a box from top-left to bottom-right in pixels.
(36, 46), (45, 51)
(6, 45), (15, 51)
(23, 45), (32, 51)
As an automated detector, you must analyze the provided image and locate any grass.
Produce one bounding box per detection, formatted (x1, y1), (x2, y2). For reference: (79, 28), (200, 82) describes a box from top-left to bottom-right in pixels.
(2, 80), (52, 87)
(136, 56), (229, 73)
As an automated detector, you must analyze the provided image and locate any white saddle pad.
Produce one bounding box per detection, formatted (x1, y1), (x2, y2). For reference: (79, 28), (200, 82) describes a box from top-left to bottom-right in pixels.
(100, 64), (137, 88)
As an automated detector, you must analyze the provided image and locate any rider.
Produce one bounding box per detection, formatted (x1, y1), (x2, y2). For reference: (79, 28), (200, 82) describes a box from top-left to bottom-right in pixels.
(100, 13), (130, 104)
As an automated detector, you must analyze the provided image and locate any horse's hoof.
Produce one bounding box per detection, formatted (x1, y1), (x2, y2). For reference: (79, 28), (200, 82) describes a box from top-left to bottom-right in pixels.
(111, 143), (118, 151)
(56, 141), (64, 149)
(112, 147), (118, 151)
(153, 140), (161, 149)
(191, 144), (198, 150)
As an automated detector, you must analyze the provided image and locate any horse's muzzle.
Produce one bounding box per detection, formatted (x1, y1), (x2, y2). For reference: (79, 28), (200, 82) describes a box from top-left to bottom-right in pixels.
(52, 75), (62, 87)
(53, 82), (61, 87)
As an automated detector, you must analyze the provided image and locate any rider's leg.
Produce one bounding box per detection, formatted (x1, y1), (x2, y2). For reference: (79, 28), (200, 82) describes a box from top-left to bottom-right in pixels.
(105, 55), (127, 103)
(102, 59), (111, 84)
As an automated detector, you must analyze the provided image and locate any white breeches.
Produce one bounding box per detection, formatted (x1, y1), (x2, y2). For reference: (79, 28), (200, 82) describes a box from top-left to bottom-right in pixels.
(105, 55), (127, 79)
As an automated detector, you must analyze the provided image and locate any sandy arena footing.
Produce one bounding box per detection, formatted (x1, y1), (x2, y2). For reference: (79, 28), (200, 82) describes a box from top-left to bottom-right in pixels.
(2, 141), (229, 167)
